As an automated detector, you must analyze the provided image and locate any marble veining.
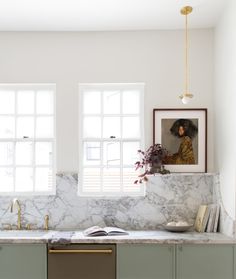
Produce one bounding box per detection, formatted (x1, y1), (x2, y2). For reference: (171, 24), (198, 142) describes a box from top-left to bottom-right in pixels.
(69, 230), (235, 244)
(0, 230), (234, 245)
(0, 173), (215, 231)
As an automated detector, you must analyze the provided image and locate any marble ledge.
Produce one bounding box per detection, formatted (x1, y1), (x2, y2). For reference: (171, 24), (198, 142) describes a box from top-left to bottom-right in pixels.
(0, 230), (235, 245)
(147, 172), (218, 177)
(57, 172), (218, 179)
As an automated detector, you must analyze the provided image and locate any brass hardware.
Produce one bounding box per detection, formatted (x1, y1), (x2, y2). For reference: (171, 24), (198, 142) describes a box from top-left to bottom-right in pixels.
(10, 198), (21, 230)
(49, 249), (113, 254)
(179, 93), (193, 101)
(180, 6), (193, 16)
(26, 224), (31, 230)
(44, 215), (49, 230)
(179, 6), (194, 103)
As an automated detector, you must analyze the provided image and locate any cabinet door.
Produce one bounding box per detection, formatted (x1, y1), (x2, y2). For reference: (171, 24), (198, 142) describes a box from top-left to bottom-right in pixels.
(176, 244), (234, 279)
(0, 244), (47, 279)
(117, 244), (174, 279)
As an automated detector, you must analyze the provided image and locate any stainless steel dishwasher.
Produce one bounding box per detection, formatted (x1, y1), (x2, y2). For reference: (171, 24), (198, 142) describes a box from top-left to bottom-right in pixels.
(48, 244), (116, 279)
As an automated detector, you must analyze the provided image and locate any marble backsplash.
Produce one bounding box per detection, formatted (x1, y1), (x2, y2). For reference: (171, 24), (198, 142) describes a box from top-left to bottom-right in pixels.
(0, 173), (223, 232)
(212, 174), (235, 237)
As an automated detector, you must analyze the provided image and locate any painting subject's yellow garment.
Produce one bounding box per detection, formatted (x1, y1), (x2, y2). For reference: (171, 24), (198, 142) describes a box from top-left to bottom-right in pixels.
(165, 136), (195, 165)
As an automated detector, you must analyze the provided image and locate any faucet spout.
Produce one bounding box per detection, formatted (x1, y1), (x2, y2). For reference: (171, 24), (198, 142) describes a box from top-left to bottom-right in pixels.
(10, 198), (21, 230)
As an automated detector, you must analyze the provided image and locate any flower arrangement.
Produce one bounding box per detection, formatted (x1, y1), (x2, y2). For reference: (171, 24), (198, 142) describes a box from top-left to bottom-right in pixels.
(134, 143), (170, 184)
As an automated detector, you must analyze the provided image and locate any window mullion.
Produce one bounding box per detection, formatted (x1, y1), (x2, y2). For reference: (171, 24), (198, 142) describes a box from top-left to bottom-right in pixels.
(100, 91), (103, 193)
(13, 90), (17, 192)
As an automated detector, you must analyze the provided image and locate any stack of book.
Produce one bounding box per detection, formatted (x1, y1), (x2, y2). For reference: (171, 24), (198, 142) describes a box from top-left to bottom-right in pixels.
(194, 204), (220, 233)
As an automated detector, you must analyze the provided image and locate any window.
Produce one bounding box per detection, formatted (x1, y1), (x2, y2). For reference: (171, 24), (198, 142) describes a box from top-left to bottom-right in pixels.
(79, 83), (144, 196)
(0, 84), (56, 195)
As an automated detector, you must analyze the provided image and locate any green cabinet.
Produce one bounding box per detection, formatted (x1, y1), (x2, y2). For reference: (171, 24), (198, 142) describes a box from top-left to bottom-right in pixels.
(0, 244), (47, 279)
(0, 242), (235, 279)
(117, 244), (235, 279)
(117, 244), (175, 279)
(176, 244), (234, 279)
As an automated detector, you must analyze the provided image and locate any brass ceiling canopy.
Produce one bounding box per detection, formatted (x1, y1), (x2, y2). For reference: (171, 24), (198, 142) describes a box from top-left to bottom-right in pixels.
(180, 6), (193, 16)
(179, 6), (193, 104)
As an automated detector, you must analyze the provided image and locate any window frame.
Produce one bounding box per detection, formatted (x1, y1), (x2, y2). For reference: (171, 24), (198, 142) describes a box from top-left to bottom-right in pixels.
(0, 83), (56, 196)
(78, 83), (145, 197)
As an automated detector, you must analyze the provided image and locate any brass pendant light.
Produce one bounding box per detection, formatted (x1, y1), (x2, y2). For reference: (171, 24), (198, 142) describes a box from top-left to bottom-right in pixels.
(179, 6), (193, 104)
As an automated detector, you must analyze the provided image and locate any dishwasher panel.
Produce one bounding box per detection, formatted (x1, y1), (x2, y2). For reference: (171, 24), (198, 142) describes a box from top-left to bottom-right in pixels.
(48, 244), (116, 279)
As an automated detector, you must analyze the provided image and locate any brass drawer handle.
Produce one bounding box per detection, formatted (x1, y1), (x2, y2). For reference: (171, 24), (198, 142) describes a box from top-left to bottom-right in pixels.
(49, 249), (113, 254)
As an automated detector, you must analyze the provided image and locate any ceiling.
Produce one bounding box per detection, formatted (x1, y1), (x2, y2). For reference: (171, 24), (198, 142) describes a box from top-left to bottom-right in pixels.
(0, 0), (226, 31)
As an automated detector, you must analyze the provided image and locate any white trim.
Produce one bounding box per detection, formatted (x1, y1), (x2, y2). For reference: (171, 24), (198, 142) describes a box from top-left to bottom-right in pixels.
(0, 190), (56, 196)
(0, 83), (56, 195)
(78, 83), (145, 197)
(0, 138), (55, 142)
(100, 91), (104, 193)
(33, 90), (36, 192)
(79, 83), (145, 91)
(78, 83), (84, 197)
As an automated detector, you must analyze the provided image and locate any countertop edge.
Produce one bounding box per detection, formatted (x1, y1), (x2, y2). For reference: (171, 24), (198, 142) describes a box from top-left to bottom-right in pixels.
(0, 230), (235, 244)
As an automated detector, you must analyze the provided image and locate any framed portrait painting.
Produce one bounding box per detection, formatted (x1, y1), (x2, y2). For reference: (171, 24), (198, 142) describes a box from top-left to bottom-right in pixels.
(153, 109), (207, 172)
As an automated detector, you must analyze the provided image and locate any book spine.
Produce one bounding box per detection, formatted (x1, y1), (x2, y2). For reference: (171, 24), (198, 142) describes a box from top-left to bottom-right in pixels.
(213, 205), (220, 233)
(207, 205), (217, 233)
(194, 205), (207, 232)
(201, 206), (210, 233)
(206, 205), (214, 233)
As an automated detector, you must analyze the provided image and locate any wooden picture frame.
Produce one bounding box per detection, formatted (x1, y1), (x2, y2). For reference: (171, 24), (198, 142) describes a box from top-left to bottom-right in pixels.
(153, 108), (207, 172)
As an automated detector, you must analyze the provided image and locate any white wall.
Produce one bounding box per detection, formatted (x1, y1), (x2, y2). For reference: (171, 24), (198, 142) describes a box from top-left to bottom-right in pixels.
(214, 0), (236, 219)
(0, 30), (214, 172)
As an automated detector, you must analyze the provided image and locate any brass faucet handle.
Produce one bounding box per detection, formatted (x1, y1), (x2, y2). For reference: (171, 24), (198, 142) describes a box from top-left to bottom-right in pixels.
(44, 215), (49, 230)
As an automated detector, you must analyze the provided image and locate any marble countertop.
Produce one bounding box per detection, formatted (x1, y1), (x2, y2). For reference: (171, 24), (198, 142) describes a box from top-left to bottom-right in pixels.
(0, 230), (235, 244)
(0, 230), (54, 244)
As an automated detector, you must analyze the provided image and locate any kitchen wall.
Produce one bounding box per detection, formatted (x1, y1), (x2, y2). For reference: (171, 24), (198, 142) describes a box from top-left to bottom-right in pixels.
(0, 30), (223, 232)
(214, 0), (236, 221)
(0, 30), (214, 172)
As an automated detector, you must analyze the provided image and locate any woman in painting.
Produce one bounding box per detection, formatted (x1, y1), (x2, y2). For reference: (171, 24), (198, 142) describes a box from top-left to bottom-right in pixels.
(164, 119), (198, 165)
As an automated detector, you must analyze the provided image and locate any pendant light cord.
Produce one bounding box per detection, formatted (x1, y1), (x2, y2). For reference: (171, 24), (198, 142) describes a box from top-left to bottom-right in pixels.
(185, 12), (188, 95)
(179, 6), (193, 102)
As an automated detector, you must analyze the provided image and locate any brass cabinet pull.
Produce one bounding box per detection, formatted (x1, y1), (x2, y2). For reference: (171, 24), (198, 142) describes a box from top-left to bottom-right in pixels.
(49, 249), (113, 254)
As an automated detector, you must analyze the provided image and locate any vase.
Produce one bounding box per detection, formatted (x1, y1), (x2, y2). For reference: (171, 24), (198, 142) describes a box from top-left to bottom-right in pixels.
(149, 163), (161, 174)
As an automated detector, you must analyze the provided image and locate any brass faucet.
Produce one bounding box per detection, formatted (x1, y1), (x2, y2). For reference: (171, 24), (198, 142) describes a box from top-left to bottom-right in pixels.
(10, 198), (22, 230)
(44, 215), (49, 230)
